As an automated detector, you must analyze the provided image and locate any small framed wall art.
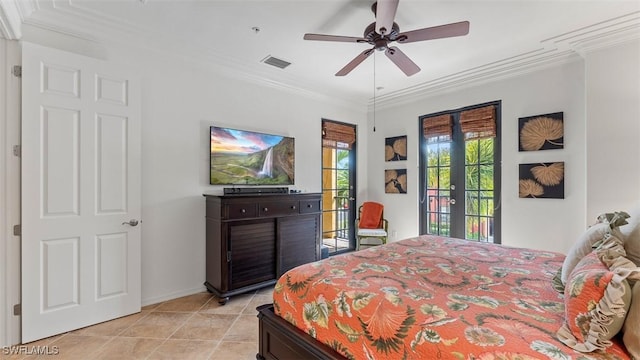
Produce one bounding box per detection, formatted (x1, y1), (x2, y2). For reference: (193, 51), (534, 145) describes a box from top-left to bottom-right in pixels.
(385, 169), (407, 194)
(518, 162), (565, 199)
(385, 135), (407, 161)
(518, 112), (564, 151)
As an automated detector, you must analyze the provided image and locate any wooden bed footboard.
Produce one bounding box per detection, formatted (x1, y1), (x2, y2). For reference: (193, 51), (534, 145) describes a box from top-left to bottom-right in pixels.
(256, 304), (345, 360)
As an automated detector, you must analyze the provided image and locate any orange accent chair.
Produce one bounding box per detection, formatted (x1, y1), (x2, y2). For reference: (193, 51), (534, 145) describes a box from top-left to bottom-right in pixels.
(355, 202), (388, 250)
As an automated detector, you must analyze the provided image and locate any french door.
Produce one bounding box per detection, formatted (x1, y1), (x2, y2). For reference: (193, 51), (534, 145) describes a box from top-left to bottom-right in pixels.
(321, 120), (356, 254)
(419, 102), (501, 243)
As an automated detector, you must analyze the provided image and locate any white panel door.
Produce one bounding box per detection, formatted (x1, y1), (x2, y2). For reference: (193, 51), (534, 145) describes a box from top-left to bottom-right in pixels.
(21, 42), (141, 342)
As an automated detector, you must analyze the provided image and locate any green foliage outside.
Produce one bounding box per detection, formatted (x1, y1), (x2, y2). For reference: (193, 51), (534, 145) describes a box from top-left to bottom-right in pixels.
(336, 149), (350, 198)
(425, 138), (494, 240)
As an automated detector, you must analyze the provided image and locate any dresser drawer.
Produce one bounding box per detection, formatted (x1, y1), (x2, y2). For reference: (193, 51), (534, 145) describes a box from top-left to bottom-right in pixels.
(226, 203), (257, 220)
(259, 201), (299, 217)
(299, 200), (321, 214)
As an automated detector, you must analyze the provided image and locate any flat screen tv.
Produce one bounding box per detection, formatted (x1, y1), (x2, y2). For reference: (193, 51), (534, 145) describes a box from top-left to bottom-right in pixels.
(210, 126), (295, 185)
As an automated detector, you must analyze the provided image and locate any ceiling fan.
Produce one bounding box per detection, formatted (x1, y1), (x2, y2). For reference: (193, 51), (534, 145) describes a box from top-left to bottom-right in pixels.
(303, 0), (470, 76)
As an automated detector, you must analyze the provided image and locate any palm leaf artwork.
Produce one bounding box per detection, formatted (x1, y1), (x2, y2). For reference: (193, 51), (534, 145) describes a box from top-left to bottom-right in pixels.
(385, 169), (408, 194)
(385, 136), (407, 161)
(519, 114), (564, 151)
(519, 179), (544, 198)
(393, 137), (407, 158)
(531, 162), (564, 186)
(385, 145), (395, 161)
(519, 162), (564, 199)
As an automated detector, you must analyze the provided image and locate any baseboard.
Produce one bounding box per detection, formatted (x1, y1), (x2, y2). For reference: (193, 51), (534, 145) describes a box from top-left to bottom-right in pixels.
(141, 285), (208, 307)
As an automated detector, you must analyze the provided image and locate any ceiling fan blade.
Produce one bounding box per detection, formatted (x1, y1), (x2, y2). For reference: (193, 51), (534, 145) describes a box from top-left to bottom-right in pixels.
(397, 21), (470, 44)
(375, 0), (399, 36)
(385, 46), (420, 76)
(336, 48), (374, 76)
(304, 33), (366, 43)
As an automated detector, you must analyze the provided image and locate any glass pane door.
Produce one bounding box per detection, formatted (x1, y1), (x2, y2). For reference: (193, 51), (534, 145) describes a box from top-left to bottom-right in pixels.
(424, 136), (452, 237)
(420, 103), (501, 243)
(322, 122), (356, 254)
(464, 138), (496, 242)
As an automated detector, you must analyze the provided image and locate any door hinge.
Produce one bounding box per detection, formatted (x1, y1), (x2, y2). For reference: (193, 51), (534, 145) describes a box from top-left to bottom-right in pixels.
(13, 145), (21, 157)
(13, 224), (21, 236)
(13, 304), (21, 316)
(226, 251), (231, 262)
(12, 65), (22, 78)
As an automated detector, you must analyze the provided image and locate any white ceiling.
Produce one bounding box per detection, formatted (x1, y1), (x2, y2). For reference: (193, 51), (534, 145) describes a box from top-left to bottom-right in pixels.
(3, 0), (640, 105)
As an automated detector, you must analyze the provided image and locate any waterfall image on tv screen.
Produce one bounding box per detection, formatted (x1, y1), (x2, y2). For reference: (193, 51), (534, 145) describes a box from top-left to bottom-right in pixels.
(210, 126), (295, 185)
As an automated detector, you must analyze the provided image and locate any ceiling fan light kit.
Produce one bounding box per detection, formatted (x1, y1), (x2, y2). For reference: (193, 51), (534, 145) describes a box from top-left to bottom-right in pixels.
(303, 0), (470, 76)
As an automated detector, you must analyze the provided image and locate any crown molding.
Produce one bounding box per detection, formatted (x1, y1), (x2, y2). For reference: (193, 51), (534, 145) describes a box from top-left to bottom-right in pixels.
(15, 1), (639, 111)
(0, 0), (37, 39)
(369, 49), (581, 110)
(371, 11), (640, 109)
(0, 1), (22, 39)
(543, 11), (640, 55)
(20, 0), (369, 110)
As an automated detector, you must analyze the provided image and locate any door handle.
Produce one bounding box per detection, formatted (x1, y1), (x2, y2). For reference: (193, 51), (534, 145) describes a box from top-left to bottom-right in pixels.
(122, 219), (139, 226)
(449, 199), (456, 205)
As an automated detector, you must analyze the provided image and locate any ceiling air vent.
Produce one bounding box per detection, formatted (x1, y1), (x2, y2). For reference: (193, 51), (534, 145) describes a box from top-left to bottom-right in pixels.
(261, 56), (291, 70)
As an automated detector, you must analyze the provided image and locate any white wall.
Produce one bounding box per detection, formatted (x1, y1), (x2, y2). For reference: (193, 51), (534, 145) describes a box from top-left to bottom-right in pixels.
(19, 28), (368, 306)
(126, 54), (367, 304)
(585, 39), (640, 219)
(366, 60), (589, 254)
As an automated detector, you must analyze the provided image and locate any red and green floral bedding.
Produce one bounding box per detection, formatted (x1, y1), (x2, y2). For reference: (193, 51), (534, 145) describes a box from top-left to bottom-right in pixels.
(272, 235), (630, 360)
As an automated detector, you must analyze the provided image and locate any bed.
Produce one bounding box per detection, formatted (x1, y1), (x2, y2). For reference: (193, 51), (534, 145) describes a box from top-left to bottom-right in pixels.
(256, 235), (631, 360)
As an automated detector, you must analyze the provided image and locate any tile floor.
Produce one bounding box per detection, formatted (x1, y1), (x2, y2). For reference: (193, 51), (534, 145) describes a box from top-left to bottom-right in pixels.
(2, 287), (273, 360)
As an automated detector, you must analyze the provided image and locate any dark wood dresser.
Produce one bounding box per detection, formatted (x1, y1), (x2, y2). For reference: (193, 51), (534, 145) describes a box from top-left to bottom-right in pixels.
(203, 192), (322, 304)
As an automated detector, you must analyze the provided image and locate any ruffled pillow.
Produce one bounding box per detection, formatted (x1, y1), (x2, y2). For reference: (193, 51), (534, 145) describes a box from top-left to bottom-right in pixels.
(557, 234), (640, 352)
(623, 280), (640, 359)
(620, 202), (640, 266)
(560, 212), (630, 285)
(561, 222), (609, 285)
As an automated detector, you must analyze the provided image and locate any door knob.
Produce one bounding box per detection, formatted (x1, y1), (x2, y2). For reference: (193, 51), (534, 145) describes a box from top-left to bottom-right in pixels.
(449, 199), (456, 205)
(122, 219), (139, 226)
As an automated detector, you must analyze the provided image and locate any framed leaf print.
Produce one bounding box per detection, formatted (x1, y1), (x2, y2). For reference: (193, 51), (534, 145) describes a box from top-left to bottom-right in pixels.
(385, 169), (407, 194)
(518, 112), (564, 151)
(385, 135), (407, 161)
(519, 162), (564, 199)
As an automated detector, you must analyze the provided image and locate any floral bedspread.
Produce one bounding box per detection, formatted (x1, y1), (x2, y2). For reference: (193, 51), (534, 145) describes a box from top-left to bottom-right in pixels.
(273, 235), (630, 360)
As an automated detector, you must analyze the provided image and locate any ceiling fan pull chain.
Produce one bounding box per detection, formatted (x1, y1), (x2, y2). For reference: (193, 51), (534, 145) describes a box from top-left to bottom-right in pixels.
(373, 52), (376, 132)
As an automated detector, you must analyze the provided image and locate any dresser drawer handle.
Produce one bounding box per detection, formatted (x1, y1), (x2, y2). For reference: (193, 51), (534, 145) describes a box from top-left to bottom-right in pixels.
(291, 205), (296, 210)
(263, 207), (268, 212)
(241, 209), (246, 214)
(307, 204), (313, 208)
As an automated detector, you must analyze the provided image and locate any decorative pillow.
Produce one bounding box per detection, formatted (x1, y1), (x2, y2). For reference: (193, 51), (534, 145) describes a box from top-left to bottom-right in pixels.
(557, 235), (639, 353)
(561, 222), (609, 285)
(561, 211), (630, 285)
(620, 202), (640, 266)
(359, 202), (383, 229)
(623, 280), (640, 359)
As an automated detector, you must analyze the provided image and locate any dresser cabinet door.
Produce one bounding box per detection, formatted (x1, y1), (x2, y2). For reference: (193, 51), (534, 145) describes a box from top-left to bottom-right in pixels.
(278, 214), (320, 276)
(228, 219), (277, 290)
